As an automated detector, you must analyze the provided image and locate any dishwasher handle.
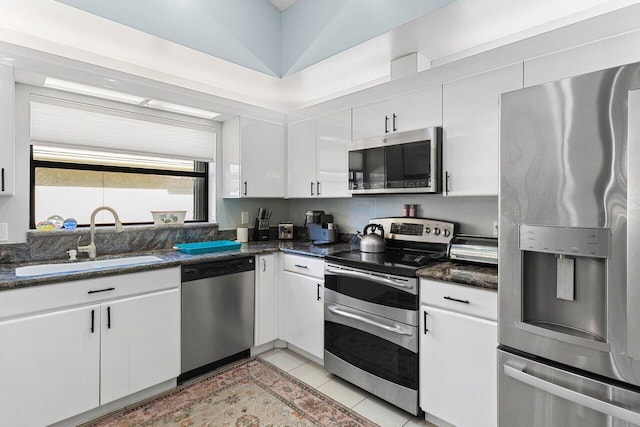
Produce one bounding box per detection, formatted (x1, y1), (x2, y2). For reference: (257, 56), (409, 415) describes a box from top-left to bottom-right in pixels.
(181, 256), (255, 282)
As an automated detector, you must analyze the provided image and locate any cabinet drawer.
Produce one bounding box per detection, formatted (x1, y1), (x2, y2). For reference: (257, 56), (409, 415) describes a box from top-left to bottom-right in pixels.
(0, 267), (180, 320)
(420, 278), (497, 321)
(282, 254), (324, 279)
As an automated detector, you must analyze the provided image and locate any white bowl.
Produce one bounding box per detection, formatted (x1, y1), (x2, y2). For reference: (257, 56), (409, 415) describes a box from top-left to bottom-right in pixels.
(151, 210), (186, 225)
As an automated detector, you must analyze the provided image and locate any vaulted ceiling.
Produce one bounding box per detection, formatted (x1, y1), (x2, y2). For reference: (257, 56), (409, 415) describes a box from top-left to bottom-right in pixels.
(0, 0), (636, 112)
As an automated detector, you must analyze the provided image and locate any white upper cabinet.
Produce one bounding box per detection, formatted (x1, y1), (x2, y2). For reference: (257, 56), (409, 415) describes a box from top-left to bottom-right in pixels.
(442, 62), (523, 197)
(287, 109), (351, 198)
(351, 85), (442, 140)
(524, 29), (640, 88)
(222, 116), (286, 198)
(0, 64), (14, 196)
(287, 119), (317, 197)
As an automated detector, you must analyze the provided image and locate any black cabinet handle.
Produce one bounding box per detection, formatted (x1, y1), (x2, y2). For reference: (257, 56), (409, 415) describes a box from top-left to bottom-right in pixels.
(317, 283), (321, 301)
(91, 309), (95, 333)
(1, 167), (4, 192)
(317, 181), (321, 196)
(392, 113), (397, 132)
(107, 306), (111, 329)
(423, 311), (428, 334)
(384, 115), (389, 134)
(444, 296), (470, 304)
(243, 181), (248, 196)
(445, 171), (450, 195)
(311, 181), (315, 196)
(294, 264), (308, 269)
(88, 287), (115, 294)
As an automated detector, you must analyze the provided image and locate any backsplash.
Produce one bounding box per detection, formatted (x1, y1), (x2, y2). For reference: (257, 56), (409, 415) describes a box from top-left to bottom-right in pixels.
(0, 223), (219, 264)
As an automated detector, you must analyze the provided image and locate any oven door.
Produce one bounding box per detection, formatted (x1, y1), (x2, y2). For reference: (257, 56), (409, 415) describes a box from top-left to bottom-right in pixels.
(324, 300), (419, 414)
(324, 262), (419, 324)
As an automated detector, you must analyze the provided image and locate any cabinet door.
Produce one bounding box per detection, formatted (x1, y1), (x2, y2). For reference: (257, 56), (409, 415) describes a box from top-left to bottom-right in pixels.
(316, 110), (351, 198)
(100, 289), (180, 404)
(420, 305), (497, 427)
(255, 254), (278, 346)
(392, 85), (442, 132)
(287, 119), (317, 197)
(241, 117), (286, 197)
(351, 98), (390, 140)
(443, 63), (523, 196)
(0, 305), (100, 427)
(279, 271), (324, 360)
(0, 64), (14, 196)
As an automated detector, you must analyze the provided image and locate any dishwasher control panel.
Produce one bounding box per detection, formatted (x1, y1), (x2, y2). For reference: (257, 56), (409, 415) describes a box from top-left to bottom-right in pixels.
(181, 256), (255, 282)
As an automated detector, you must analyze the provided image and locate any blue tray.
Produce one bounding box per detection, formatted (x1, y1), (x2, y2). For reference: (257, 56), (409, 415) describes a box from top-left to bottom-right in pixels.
(173, 240), (242, 254)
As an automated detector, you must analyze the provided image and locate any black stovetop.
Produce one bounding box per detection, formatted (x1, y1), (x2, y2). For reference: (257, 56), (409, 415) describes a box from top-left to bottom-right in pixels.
(325, 247), (448, 277)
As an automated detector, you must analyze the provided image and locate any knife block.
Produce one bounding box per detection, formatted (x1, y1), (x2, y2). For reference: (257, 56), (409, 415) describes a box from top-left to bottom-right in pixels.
(253, 218), (270, 241)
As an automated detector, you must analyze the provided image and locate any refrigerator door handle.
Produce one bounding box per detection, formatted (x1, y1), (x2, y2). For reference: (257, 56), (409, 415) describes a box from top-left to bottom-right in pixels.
(504, 364), (640, 425)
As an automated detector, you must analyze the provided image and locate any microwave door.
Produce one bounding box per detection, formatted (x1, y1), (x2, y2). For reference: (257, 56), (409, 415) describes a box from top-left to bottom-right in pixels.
(349, 147), (385, 191)
(386, 141), (431, 189)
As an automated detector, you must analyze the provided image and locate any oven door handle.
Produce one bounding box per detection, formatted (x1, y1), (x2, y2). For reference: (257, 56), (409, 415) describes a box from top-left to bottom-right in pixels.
(328, 305), (414, 337)
(325, 267), (414, 290)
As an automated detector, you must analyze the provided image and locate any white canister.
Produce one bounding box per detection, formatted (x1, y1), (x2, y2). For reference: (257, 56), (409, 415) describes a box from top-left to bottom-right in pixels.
(237, 227), (249, 243)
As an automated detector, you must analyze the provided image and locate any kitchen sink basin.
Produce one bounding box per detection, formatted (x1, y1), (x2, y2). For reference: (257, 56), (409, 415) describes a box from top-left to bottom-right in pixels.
(15, 255), (163, 277)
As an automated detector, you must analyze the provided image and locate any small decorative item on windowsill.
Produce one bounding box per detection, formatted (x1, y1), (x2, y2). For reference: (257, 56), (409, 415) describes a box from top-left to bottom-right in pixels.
(151, 210), (187, 225)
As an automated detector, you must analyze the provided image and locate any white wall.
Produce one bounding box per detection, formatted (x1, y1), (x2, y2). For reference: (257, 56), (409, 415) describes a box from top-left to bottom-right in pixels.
(289, 196), (498, 236)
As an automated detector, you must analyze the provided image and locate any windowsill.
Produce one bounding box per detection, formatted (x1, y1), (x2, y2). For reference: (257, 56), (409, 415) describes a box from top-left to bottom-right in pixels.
(27, 222), (219, 236)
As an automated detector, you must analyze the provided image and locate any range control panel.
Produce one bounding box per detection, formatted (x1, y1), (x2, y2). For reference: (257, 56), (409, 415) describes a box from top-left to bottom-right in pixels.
(519, 225), (610, 258)
(370, 217), (455, 245)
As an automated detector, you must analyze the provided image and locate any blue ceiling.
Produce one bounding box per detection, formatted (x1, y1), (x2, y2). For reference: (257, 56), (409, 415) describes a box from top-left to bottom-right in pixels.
(55, 0), (455, 78)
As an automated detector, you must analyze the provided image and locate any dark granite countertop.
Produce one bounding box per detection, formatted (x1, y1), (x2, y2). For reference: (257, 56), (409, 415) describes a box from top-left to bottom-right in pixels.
(417, 261), (498, 291)
(0, 241), (353, 292)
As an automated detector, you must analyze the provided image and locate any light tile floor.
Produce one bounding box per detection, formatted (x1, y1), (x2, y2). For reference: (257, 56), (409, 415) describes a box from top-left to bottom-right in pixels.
(260, 348), (436, 427)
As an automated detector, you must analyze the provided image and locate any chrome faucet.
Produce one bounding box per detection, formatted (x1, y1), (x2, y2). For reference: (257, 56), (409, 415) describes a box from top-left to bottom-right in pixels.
(77, 206), (124, 259)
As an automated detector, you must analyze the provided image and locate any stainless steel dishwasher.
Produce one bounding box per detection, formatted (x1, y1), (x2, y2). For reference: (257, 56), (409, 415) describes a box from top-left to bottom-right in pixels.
(179, 256), (255, 381)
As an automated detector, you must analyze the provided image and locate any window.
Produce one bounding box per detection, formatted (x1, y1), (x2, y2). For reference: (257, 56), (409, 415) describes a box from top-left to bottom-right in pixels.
(30, 145), (208, 227)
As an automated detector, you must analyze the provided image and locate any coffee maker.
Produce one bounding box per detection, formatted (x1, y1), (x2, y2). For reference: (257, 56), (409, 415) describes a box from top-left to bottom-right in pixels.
(305, 210), (337, 244)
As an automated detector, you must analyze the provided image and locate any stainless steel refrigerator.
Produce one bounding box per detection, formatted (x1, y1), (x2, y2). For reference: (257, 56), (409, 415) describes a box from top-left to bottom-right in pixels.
(499, 62), (640, 426)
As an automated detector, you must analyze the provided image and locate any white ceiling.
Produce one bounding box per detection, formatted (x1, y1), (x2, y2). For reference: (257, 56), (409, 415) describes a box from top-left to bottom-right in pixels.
(269, 0), (297, 12)
(0, 0), (638, 115)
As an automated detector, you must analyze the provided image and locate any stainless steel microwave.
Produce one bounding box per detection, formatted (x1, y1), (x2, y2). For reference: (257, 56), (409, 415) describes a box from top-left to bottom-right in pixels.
(348, 127), (441, 194)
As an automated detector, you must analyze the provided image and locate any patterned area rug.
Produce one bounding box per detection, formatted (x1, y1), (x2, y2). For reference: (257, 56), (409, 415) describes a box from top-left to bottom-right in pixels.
(85, 358), (378, 426)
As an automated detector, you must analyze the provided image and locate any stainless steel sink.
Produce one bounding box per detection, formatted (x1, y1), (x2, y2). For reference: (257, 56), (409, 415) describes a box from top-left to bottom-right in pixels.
(15, 255), (163, 277)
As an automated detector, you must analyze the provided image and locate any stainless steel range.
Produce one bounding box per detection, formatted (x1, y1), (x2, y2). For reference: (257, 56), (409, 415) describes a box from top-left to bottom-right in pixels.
(324, 217), (455, 415)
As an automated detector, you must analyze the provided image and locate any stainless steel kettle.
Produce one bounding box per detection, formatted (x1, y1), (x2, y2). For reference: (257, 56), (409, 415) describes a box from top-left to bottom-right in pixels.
(358, 224), (386, 253)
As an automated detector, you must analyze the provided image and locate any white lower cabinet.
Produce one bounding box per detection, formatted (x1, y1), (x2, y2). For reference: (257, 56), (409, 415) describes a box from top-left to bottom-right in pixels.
(254, 253), (278, 346)
(0, 304), (101, 427)
(0, 268), (180, 427)
(419, 279), (497, 427)
(100, 289), (180, 404)
(279, 254), (324, 360)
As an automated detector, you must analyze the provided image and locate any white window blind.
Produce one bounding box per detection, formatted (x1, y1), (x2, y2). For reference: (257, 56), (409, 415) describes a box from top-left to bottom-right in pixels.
(30, 95), (216, 161)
